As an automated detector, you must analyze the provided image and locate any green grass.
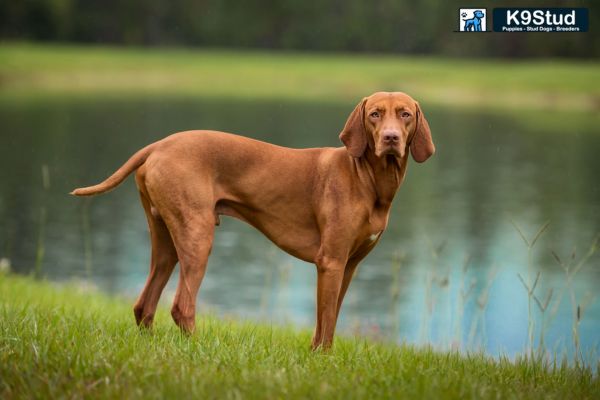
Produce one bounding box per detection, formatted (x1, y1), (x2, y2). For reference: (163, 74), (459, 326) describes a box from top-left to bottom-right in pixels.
(1, 42), (599, 111)
(1, 273), (598, 399)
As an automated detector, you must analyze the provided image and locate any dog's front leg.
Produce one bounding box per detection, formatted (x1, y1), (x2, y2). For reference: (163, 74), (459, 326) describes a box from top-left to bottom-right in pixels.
(335, 258), (361, 321)
(312, 255), (346, 351)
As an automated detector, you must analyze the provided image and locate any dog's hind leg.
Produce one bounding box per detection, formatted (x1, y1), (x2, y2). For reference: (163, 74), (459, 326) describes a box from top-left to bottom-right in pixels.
(167, 209), (216, 334)
(133, 190), (178, 328)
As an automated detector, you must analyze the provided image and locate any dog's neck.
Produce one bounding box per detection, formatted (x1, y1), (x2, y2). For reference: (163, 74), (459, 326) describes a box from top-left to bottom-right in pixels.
(358, 149), (407, 209)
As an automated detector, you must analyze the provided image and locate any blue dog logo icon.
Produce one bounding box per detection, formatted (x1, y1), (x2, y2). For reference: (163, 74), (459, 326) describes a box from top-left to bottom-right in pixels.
(459, 9), (487, 32)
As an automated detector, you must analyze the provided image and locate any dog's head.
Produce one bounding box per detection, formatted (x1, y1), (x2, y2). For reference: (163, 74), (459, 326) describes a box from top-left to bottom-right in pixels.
(339, 92), (435, 163)
(473, 10), (484, 18)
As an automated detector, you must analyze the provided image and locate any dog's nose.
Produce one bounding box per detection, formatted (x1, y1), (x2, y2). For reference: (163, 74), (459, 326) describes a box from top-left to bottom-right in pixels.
(382, 131), (399, 143)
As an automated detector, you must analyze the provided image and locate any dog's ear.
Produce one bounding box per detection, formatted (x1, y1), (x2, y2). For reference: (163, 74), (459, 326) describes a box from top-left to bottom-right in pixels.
(339, 98), (367, 158)
(410, 102), (435, 163)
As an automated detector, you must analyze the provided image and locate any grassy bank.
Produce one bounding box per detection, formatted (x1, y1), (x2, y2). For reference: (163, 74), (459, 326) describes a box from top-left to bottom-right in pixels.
(1, 273), (598, 399)
(1, 43), (599, 111)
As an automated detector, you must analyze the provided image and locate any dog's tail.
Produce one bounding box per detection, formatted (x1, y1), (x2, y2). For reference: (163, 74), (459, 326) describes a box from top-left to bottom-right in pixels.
(70, 143), (156, 196)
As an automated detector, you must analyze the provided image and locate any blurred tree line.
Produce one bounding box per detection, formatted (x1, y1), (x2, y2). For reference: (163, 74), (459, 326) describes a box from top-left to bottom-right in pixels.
(1, 0), (597, 58)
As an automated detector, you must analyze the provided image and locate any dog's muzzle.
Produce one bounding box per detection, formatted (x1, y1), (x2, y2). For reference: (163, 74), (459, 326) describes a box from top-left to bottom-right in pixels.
(377, 130), (404, 157)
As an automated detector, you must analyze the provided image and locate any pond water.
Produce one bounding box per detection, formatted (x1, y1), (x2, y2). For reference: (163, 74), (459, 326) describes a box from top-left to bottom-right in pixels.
(1, 96), (599, 360)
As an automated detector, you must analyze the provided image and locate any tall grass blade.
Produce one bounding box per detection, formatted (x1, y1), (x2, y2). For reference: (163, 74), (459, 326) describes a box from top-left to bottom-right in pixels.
(533, 288), (553, 312)
(34, 164), (50, 279)
(531, 271), (541, 293)
(517, 273), (529, 293)
(508, 217), (529, 247)
(550, 250), (563, 267)
(530, 221), (550, 248)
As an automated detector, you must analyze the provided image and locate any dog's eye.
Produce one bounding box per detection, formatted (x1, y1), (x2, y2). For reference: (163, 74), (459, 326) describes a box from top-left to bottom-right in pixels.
(401, 112), (411, 118)
(370, 111), (380, 118)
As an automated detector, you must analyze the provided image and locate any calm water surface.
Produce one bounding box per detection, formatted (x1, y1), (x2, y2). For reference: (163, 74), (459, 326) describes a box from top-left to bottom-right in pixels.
(1, 96), (599, 359)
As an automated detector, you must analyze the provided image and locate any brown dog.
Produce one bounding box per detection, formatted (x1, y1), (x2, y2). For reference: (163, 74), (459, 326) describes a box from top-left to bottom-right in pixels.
(71, 91), (434, 349)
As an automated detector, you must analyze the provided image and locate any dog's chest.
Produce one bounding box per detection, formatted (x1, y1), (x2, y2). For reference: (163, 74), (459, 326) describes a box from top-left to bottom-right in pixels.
(350, 204), (390, 254)
(358, 213), (388, 247)
(368, 231), (383, 242)
(352, 228), (384, 256)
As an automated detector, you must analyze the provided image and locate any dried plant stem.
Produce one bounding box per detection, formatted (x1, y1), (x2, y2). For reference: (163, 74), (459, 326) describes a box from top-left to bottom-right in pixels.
(420, 270), (435, 343)
(34, 206), (46, 278)
(467, 266), (497, 349)
(509, 218), (550, 357)
(527, 247), (535, 355)
(551, 235), (598, 365)
(34, 164), (50, 279)
(276, 261), (292, 321)
(455, 254), (475, 349)
(420, 238), (447, 345)
(81, 197), (93, 279)
(389, 251), (404, 341)
(259, 250), (276, 318)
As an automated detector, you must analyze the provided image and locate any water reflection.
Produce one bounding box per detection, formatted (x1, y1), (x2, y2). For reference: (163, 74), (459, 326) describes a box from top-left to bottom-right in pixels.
(0, 96), (598, 359)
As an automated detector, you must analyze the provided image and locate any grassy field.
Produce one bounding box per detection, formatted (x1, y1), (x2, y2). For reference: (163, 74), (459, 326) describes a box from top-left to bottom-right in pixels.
(1, 42), (599, 111)
(1, 273), (598, 399)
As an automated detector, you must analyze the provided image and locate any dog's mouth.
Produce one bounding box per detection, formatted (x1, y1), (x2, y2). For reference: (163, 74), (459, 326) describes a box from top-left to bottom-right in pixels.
(375, 143), (403, 158)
